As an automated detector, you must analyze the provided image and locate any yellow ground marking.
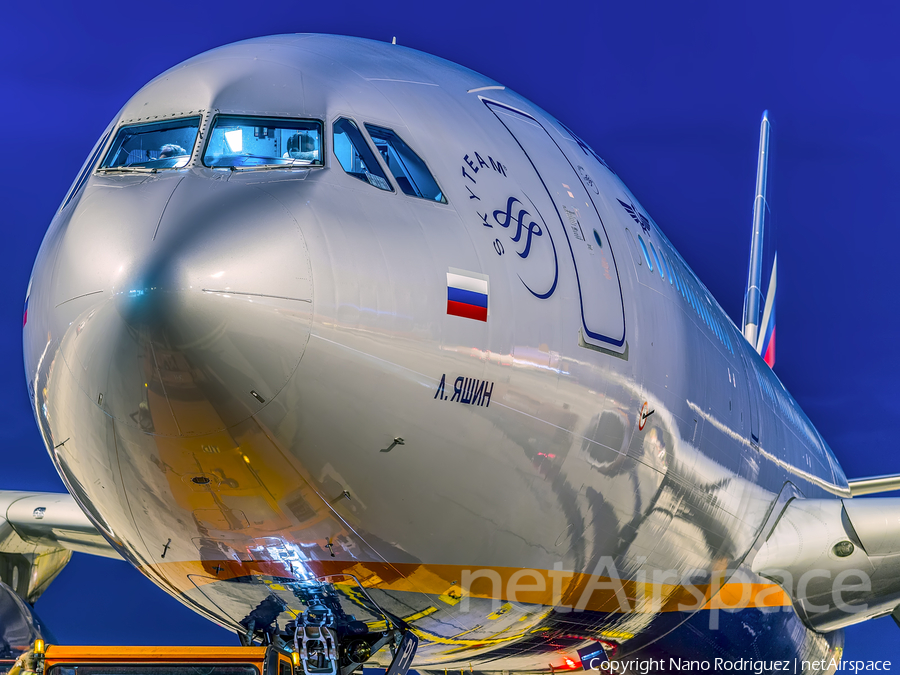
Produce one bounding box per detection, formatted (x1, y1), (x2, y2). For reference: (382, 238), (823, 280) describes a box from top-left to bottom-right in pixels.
(487, 603), (513, 620)
(598, 629), (634, 640)
(439, 584), (465, 606)
(404, 606), (439, 622)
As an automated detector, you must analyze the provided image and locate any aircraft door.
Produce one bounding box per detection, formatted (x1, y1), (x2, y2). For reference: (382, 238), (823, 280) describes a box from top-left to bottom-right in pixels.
(485, 101), (626, 351)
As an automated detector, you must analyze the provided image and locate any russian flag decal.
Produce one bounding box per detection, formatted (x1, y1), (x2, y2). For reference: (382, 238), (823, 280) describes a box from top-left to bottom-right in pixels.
(447, 268), (488, 322)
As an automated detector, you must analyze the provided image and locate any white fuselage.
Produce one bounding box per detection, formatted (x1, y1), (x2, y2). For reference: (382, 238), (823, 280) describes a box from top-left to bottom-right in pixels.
(23, 35), (845, 667)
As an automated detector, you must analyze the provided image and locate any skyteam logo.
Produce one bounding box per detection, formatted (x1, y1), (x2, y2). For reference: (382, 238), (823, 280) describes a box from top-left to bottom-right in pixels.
(492, 197), (543, 259)
(617, 198), (651, 234)
(459, 149), (559, 299)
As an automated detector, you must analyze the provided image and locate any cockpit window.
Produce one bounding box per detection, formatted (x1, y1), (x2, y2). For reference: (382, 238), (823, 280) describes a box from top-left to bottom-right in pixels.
(203, 115), (323, 169)
(364, 124), (446, 203)
(332, 118), (392, 190)
(100, 117), (200, 170)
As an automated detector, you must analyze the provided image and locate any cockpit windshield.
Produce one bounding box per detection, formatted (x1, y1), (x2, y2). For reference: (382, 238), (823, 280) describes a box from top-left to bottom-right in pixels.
(203, 115), (323, 169)
(100, 117), (200, 170)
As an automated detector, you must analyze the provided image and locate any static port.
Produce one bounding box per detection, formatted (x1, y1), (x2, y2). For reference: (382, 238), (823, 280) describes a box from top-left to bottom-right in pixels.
(191, 476), (211, 485)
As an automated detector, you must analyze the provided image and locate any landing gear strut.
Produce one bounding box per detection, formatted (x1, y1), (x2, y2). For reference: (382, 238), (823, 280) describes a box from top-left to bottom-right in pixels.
(283, 574), (417, 675)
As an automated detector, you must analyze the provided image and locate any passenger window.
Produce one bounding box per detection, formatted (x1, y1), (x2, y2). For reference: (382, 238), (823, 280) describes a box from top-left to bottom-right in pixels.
(204, 115), (323, 169)
(669, 260), (682, 294)
(333, 118), (392, 191)
(101, 117), (200, 170)
(364, 124), (446, 202)
(649, 242), (664, 279)
(660, 251), (673, 285)
(637, 235), (653, 271)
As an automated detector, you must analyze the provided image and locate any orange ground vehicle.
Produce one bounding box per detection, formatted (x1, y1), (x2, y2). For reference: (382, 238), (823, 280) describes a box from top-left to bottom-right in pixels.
(26, 644), (297, 675)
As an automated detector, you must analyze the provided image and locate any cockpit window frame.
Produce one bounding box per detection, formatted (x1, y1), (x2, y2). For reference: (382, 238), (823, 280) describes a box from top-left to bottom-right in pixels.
(200, 114), (326, 171)
(63, 125), (114, 209)
(363, 123), (447, 204)
(330, 115), (395, 193)
(98, 115), (204, 173)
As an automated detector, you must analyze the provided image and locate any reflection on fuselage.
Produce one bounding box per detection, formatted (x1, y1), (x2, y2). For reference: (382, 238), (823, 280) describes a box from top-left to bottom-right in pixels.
(24, 35), (845, 667)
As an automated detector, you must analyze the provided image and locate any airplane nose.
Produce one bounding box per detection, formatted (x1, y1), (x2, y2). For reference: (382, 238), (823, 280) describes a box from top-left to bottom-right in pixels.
(51, 175), (313, 436)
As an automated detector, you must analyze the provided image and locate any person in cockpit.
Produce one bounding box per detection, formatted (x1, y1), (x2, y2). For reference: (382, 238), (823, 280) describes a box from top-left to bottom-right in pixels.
(159, 144), (187, 159)
(284, 132), (318, 162)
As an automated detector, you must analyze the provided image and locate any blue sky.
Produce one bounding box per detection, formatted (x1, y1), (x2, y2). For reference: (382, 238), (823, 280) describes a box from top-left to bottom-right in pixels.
(3, 0), (898, 660)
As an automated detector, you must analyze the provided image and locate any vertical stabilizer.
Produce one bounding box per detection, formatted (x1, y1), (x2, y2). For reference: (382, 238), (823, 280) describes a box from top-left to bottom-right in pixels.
(742, 110), (771, 346)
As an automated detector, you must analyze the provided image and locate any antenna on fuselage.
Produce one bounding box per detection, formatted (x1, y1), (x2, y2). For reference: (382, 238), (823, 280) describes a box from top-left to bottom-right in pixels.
(391, 36), (397, 45)
(742, 110), (771, 349)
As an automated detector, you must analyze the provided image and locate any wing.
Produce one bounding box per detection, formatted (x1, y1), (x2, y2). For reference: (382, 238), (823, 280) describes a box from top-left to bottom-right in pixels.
(0, 490), (121, 604)
(0, 491), (122, 661)
(751, 492), (900, 632)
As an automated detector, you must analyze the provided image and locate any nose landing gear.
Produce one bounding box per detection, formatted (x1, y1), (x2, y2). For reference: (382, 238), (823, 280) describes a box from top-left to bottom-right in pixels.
(284, 575), (417, 675)
(295, 605), (338, 675)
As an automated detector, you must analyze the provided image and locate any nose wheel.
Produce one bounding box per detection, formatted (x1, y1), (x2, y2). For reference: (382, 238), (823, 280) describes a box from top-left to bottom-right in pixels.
(284, 575), (417, 675)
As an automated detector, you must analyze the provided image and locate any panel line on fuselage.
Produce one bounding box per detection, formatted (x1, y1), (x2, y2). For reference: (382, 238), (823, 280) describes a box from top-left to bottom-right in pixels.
(686, 401), (848, 496)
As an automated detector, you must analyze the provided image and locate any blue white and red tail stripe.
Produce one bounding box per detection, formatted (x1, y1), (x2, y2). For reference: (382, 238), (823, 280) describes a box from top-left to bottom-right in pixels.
(447, 269), (488, 322)
(760, 314), (775, 368)
(22, 278), (31, 327)
(757, 253), (777, 368)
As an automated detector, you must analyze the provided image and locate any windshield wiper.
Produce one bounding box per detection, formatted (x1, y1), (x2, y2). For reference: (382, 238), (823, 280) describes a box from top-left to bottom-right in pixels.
(98, 166), (158, 174)
(230, 162), (312, 172)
